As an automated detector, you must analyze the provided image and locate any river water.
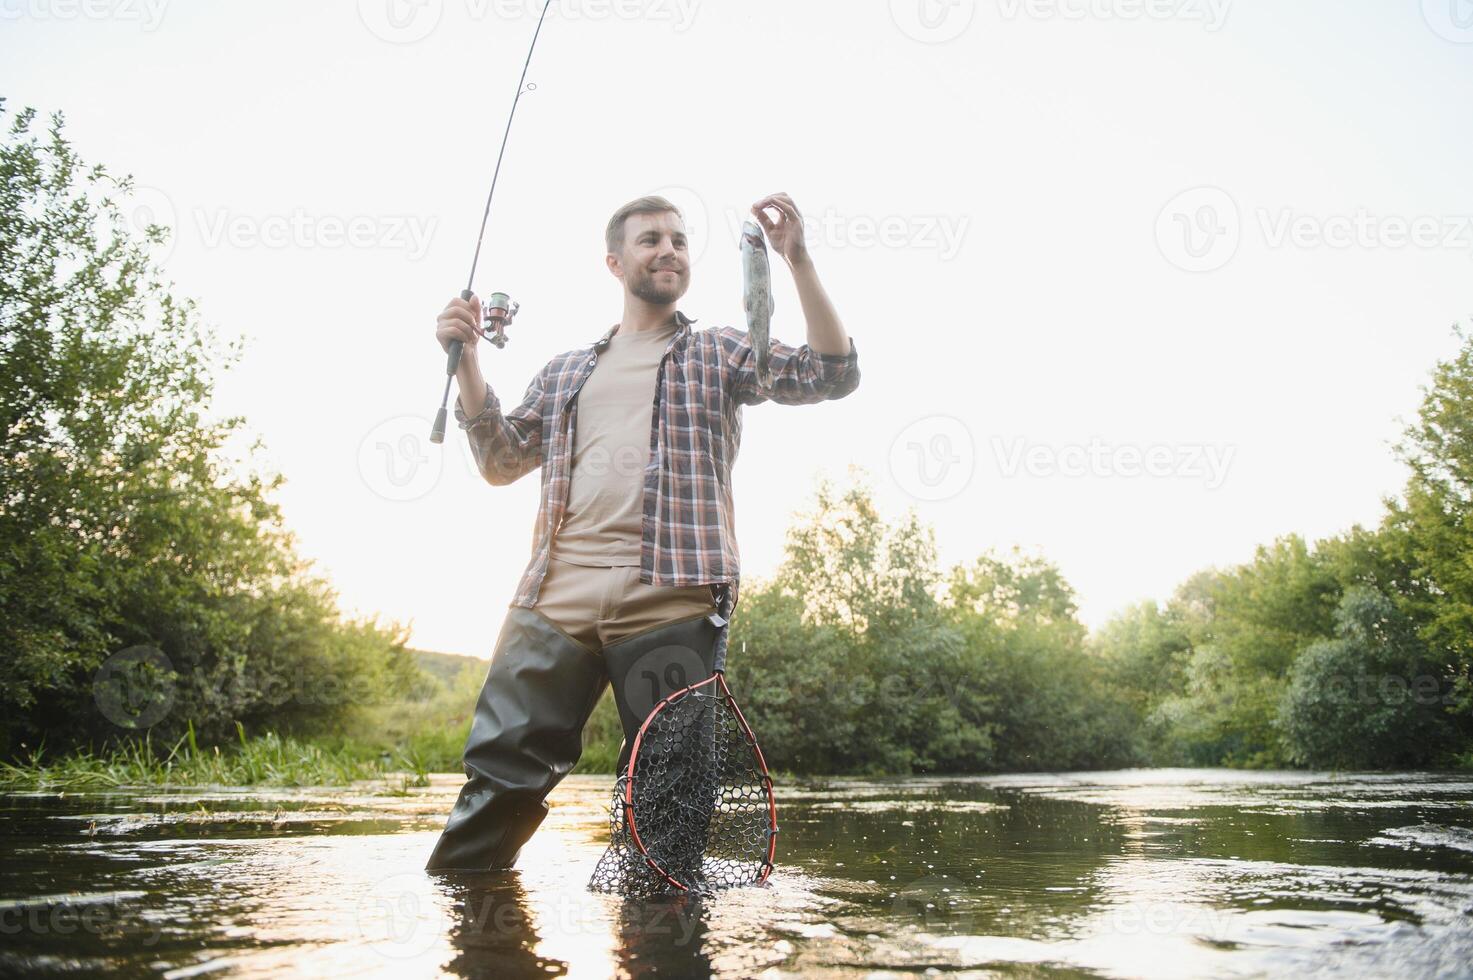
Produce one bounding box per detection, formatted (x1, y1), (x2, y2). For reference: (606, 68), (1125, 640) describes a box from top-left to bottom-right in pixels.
(3, 769), (1471, 978)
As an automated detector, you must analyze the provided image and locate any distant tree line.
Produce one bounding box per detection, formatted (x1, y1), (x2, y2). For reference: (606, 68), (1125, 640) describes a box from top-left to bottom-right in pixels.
(715, 320), (1473, 773)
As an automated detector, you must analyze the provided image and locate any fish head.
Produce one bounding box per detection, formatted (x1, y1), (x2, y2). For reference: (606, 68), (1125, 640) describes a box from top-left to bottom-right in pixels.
(740, 219), (766, 251)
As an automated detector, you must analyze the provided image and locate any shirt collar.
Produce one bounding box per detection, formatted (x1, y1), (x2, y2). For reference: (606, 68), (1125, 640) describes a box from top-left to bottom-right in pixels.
(592, 310), (696, 351)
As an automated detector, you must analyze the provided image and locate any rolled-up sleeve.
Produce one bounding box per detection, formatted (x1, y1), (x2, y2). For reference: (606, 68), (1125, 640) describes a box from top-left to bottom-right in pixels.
(718, 326), (860, 407)
(454, 365), (549, 486)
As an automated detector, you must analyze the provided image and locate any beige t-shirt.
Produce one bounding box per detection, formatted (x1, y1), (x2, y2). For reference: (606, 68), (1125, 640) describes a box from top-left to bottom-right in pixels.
(550, 319), (679, 566)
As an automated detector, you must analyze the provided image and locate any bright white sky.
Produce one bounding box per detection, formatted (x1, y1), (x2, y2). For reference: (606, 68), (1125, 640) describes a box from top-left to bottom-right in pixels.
(4, 1), (1470, 658)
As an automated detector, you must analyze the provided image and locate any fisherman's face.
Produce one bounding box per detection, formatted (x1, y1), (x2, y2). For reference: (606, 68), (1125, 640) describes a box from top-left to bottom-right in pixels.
(612, 211), (690, 304)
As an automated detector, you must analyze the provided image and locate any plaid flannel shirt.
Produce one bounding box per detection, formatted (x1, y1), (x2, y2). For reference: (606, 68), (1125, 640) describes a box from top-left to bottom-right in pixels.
(455, 309), (861, 622)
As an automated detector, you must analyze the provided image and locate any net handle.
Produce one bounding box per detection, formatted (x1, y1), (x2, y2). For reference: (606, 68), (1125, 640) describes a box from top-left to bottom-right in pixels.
(711, 581), (735, 673)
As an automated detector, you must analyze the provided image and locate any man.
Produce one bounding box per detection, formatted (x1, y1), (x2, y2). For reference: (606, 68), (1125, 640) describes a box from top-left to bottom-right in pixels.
(425, 192), (860, 873)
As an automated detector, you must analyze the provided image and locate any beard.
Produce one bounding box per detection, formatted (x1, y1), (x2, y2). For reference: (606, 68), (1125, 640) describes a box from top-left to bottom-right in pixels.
(629, 268), (687, 305)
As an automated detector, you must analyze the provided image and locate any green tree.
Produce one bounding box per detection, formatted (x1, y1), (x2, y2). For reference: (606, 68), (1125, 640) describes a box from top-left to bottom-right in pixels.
(1383, 321), (1473, 721)
(1091, 599), (1192, 763)
(0, 101), (417, 753)
(950, 549), (1138, 770)
(1276, 585), (1454, 768)
(1147, 536), (1344, 766)
(729, 468), (1004, 774)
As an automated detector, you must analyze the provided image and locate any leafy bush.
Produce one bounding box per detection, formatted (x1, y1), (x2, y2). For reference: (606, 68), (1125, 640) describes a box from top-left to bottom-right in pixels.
(1276, 586), (1454, 768)
(0, 100), (418, 756)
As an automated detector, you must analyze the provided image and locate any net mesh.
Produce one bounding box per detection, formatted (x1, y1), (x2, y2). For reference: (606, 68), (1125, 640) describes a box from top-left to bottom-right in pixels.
(588, 683), (774, 896)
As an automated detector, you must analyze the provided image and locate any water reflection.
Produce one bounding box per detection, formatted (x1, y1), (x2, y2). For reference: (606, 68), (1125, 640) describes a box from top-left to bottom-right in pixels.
(1, 770), (1470, 977)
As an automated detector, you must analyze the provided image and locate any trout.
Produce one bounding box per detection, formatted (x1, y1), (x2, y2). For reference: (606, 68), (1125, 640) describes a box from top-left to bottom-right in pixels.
(740, 219), (774, 390)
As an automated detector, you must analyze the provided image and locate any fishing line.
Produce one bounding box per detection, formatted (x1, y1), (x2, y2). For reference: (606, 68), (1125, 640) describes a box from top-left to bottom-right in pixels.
(430, 0), (555, 444)
(463, 0), (553, 296)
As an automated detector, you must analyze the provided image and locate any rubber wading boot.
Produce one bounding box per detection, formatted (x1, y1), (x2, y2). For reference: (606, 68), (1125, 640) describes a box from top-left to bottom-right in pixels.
(425, 606), (608, 872)
(600, 609), (722, 778)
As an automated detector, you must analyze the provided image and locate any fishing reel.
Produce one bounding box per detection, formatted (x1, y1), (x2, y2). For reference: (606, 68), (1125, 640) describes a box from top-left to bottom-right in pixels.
(428, 288), (522, 444)
(477, 291), (520, 349)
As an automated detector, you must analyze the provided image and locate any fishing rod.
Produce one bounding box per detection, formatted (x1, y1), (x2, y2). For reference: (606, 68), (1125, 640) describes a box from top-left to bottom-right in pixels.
(430, 0), (555, 444)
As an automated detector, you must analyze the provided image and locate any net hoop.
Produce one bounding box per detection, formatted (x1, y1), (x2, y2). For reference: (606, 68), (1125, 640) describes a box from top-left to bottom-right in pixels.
(622, 670), (779, 892)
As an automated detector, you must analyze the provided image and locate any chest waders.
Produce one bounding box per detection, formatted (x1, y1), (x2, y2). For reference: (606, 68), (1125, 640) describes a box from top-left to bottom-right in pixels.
(425, 599), (727, 872)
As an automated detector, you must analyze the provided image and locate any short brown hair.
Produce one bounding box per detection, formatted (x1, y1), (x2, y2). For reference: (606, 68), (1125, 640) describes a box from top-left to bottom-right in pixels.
(605, 195), (683, 255)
